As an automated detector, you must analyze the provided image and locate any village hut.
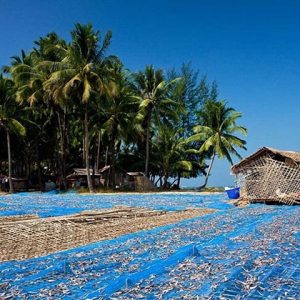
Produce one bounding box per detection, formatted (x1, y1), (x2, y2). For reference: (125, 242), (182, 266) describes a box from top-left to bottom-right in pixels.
(125, 172), (155, 191)
(0, 176), (28, 192)
(99, 166), (155, 191)
(13, 178), (28, 191)
(98, 165), (127, 187)
(66, 168), (101, 188)
(231, 147), (300, 205)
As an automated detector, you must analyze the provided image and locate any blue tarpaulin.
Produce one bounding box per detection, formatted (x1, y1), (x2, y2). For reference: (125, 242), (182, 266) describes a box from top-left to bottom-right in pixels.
(0, 193), (299, 299)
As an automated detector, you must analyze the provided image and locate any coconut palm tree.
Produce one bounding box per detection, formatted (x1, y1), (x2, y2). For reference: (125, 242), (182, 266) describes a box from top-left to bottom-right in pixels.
(188, 100), (247, 190)
(44, 23), (113, 193)
(100, 61), (139, 187)
(8, 47), (65, 190)
(133, 65), (179, 177)
(152, 124), (194, 188)
(0, 74), (26, 193)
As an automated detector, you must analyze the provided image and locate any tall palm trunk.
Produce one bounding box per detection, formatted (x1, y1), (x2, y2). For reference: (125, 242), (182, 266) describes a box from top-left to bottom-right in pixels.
(144, 114), (151, 177)
(109, 140), (116, 188)
(177, 173), (181, 187)
(57, 110), (66, 190)
(96, 131), (101, 170)
(199, 151), (216, 191)
(109, 127), (118, 188)
(105, 146), (109, 166)
(84, 104), (94, 193)
(34, 137), (43, 191)
(25, 151), (30, 191)
(82, 121), (86, 166)
(6, 130), (13, 193)
(163, 173), (169, 189)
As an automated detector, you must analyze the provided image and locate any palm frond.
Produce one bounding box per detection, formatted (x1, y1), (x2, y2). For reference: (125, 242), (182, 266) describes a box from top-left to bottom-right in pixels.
(9, 119), (26, 136)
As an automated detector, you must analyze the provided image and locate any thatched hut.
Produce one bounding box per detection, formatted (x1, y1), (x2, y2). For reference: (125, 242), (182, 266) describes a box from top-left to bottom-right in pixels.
(0, 176), (28, 192)
(66, 168), (101, 188)
(125, 172), (155, 191)
(98, 165), (127, 188)
(99, 166), (155, 191)
(231, 147), (300, 205)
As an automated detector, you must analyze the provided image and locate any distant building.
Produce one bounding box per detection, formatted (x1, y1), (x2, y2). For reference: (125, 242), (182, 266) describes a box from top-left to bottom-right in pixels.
(99, 166), (155, 191)
(66, 168), (101, 188)
(125, 172), (155, 191)
(0, 176), (28, 192)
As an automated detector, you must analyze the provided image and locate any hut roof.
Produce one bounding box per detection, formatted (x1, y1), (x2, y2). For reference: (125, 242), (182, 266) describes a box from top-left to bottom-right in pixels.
(126, 172), (145, 177)
(67, 168), (100, 178)
(99, 166), (111, 173)
(99, 165), (127, 174)
(231, 147), (300, 173)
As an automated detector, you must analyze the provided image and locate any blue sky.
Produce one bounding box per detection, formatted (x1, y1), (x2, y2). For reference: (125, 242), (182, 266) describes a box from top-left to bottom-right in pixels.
(1, 0), (300, 187)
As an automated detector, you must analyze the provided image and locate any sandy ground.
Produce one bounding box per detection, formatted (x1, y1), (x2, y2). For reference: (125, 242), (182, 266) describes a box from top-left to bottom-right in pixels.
(0, 206), (214, 262)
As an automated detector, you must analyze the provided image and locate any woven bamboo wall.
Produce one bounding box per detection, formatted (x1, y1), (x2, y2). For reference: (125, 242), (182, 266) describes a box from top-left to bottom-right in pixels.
(236, 154), (300, 205)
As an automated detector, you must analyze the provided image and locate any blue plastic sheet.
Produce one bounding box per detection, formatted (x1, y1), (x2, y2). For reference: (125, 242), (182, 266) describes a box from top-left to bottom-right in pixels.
(0, 192), (231, 217)
(0, 193), (299, 299)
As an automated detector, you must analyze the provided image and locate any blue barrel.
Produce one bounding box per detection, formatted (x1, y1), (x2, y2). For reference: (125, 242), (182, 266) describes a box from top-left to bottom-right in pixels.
(226, 187), (240, 199)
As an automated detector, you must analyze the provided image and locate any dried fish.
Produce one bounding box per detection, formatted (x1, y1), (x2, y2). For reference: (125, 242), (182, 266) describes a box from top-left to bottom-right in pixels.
(0, 194), (299, 299)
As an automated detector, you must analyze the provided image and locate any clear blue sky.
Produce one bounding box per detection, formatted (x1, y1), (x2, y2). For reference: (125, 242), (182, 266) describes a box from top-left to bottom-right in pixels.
(1, 0), (300, 187)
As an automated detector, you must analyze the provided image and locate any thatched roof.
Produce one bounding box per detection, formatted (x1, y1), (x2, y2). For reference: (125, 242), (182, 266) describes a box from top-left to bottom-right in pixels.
(232, 147), (300, 173)
(99, 166), (111, 173)
(127, 172), (145, 177)
(99, 165), (127, 174)
(67, 168), (101, 178)
(98, 167), (145, 177)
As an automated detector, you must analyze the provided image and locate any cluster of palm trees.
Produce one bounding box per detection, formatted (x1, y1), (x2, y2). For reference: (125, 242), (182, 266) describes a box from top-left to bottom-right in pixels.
(0, 23), (247, 193)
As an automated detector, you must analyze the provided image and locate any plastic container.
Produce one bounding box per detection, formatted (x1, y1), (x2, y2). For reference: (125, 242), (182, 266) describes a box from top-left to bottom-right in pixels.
(225, 187), (240, 199)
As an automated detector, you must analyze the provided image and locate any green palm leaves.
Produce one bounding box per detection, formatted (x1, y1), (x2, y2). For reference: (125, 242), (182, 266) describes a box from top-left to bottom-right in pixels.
(133, 65), (180, 176)
(0, 75), (26, 136)
(44, 23), (112, 106)
(188, 100), (247, 189)
(0, 23), (248, 193)
(152, 124), (193, 187)
(50, 24), (112, 192)
(0, 74), (26, 193)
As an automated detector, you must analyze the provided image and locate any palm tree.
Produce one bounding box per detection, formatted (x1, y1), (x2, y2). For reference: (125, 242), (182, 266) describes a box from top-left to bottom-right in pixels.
(188, 100), (247, 190)
(133, 65), (179, 177)
(33, 34), (69, 190)
(100, 62), (138, 187)
(8, 48), (63, 190)
(152, 124), (194, 188)
(44, 23), (113, 193)
(0, 74), (26, 193)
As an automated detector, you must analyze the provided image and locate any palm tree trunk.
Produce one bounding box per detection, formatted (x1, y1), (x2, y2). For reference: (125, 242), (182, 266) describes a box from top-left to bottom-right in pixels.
(145, 115), (151, 177)
(163, 173), (169, 189)
(109, 128), (117, 188)
(26, 154), (30, 191)
(177, 173), (181, 188)
(57, 110), (66, 190)
(34, 137), (43, 191)
(198, 152), (216, 191)
(110, 141), (116, 188)
(84, 105), (94, 193)
(105, 146), (108, 166)
(96, 131), (101, 170)
(82, 121), (85, 166)
(154, 176), (161, 187)
(6, 130), (14, 193)
(91, 139), (96, 188)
